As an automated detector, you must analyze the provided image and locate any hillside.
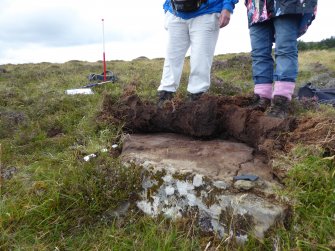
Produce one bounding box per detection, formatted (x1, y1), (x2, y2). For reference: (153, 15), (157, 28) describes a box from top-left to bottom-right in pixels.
(1, 50), (335, 250)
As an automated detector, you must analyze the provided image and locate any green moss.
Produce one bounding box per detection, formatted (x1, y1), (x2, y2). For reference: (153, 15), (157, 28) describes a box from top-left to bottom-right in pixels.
(145, 169), (167, 201)
(219, 207), (254, 236)
(172, 172), (193, 182)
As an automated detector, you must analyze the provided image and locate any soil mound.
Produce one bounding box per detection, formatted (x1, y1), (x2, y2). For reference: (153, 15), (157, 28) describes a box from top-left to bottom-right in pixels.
(100, 93), (335, 159)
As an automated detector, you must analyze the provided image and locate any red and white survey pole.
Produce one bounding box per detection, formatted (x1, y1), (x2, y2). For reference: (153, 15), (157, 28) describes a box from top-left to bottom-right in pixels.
(102, 18), (107, 81)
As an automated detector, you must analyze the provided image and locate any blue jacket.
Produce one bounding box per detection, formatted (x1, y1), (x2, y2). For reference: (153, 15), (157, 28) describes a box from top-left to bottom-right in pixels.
(163, 0), (239, 19)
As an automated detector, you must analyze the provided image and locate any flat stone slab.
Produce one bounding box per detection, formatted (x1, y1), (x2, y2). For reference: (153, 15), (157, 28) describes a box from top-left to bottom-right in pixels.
(121, 133), (288, 240)
(122, 133), (275, 183)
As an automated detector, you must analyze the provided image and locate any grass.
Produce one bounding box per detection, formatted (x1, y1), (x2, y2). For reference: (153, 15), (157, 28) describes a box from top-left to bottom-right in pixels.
(1, 50), (335, 250)
(270, 146), (335, 251)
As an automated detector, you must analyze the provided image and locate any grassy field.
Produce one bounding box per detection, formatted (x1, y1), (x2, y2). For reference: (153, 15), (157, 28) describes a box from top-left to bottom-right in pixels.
(0, 50), (335, 250)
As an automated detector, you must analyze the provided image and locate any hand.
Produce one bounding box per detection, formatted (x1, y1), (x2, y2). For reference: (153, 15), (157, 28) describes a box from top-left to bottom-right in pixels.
(219, 9), (231, 28)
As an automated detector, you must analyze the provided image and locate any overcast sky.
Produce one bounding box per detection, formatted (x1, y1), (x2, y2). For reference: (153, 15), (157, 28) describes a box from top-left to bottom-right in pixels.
(0, 0), (333, 65)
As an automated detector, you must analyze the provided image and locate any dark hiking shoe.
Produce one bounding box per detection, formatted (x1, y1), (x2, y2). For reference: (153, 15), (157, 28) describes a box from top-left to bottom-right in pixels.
(249, 94), (271, 112)
(266, 95), (290, 119)
(187, 92), (204, 101)
(157, 91), (175, 108)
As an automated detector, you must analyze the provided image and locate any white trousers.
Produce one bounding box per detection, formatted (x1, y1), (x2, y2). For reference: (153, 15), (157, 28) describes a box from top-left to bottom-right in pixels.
(158, 12), (220, 94)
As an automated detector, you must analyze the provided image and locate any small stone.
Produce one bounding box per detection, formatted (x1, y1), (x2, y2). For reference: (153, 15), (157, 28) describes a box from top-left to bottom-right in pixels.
(213, 180), (228, 190)
(234, 180), (255, 191)
(83, 153), (96, 162)
(233, 175), (259, 181)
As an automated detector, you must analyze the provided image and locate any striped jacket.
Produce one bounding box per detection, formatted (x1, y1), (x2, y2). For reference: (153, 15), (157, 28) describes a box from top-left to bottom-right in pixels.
(245, 0), (317, 36)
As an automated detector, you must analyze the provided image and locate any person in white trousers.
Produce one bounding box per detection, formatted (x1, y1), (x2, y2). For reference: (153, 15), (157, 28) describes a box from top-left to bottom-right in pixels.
(158, 0), (238, 107)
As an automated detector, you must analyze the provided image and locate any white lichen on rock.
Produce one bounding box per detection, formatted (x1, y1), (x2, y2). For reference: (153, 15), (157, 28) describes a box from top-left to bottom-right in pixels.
(122, 133), (288, 241)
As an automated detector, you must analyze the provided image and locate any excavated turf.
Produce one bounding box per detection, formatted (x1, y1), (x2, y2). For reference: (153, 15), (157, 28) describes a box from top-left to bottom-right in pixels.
(101, 94), (294, 156)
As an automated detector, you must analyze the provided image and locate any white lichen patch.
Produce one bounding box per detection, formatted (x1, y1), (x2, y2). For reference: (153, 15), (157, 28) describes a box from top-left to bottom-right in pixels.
(162, 174), (173, 183)
(163, 206), (182, 219)
(135, 169), (287, 241)
(165, 186), (175, 196)
(176, 181), (195, 196)
(193, 174), (203, 187)
(136, 196), (160, 216)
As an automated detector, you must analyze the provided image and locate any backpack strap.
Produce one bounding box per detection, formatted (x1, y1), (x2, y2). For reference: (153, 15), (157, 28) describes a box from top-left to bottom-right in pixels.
(298, 82), (335, 107)
(297, 82), (316, 99)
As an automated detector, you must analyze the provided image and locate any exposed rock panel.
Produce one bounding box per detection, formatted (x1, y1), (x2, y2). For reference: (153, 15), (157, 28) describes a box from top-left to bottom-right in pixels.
(121, 133), (288, 241)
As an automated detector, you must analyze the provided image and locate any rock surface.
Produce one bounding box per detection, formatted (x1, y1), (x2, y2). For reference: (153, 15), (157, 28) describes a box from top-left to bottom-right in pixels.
(121, 133), (288, 240)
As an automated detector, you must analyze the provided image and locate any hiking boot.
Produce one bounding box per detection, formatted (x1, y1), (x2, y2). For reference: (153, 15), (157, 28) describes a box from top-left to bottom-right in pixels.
(249, 94), (271, 111)
(157, 90), (175, 108)
(187, 92), (204, 101)
(266, 95), (290, 119)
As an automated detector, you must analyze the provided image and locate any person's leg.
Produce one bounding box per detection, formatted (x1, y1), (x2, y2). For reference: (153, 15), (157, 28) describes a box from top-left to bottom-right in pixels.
(249, 20), (275, 99)
(272, 14), (300, 101)
(158, 12), (191, 93)
(187, 13), (220, 95)
(249, 20), (274, 110)
(267, 15), (300, 118)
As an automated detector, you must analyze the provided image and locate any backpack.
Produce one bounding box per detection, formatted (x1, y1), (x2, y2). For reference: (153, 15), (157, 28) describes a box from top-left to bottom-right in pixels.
(88, 71), (117, 82)
(297, 83), (335, 106)
(171, 0), (207, 12)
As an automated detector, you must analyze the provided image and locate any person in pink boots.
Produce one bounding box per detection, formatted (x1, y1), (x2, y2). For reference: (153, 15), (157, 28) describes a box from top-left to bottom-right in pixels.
(247, 0), (318, 118)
